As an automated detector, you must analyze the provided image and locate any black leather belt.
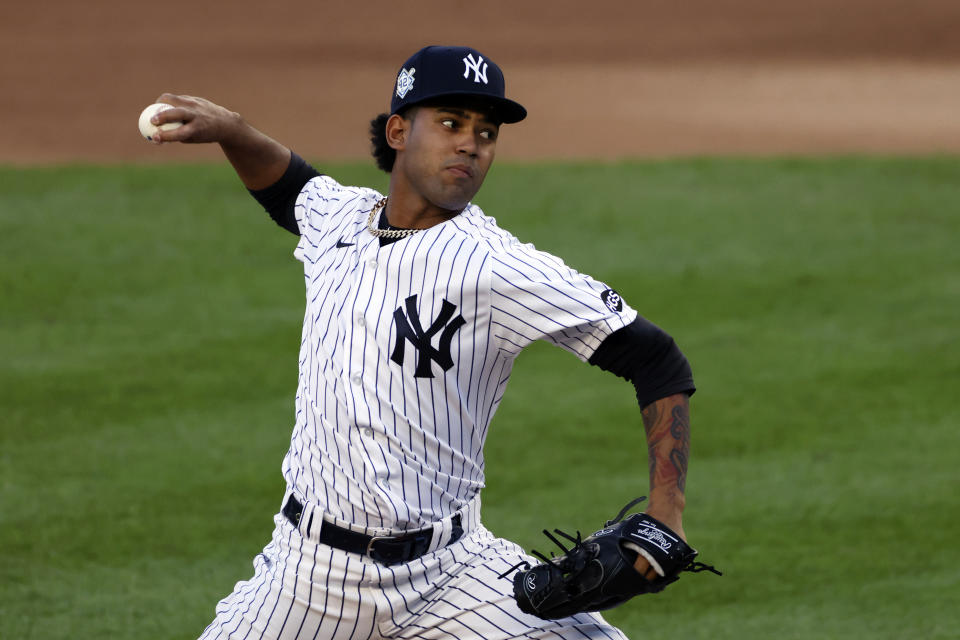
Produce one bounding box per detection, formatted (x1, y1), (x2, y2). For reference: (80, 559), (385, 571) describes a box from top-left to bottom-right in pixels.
(282, 495), (464, 566)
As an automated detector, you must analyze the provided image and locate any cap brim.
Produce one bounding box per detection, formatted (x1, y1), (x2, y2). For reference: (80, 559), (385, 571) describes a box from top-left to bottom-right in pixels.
(395, 92), (527, 124)
(486, 97), (527, 124)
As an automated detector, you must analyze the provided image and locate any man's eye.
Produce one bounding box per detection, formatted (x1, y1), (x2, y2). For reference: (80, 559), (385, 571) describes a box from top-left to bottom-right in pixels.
(441, 119), (456, 128)
(480, 130), (496, 140)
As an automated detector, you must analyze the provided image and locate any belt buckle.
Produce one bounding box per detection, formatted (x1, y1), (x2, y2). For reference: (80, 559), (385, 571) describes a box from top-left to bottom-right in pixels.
(367, 535), (412, 565)
(366, 536), (390, 556)
(367, 532), (432, 566)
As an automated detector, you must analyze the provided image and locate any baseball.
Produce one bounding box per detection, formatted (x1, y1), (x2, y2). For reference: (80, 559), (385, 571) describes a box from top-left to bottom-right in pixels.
(138, 103), (182, 141)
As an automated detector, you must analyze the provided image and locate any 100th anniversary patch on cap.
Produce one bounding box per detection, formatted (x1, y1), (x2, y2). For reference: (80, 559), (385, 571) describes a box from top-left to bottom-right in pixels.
(390, 45), (527, 123)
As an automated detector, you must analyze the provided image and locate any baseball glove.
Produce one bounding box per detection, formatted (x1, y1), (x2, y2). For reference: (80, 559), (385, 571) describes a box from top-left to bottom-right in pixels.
(502, 497), (721, 620)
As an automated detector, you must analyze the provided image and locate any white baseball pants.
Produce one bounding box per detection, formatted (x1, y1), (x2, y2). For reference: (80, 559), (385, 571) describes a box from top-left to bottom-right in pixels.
(197, 496), (628, 640)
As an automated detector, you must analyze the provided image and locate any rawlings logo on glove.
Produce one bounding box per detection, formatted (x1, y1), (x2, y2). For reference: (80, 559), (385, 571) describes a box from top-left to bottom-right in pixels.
(501, 497), (721, 620)
(630, 521), (675, 550)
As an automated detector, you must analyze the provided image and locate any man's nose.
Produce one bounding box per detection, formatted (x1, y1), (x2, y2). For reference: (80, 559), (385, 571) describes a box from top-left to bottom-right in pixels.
(456, 130), (478, 156)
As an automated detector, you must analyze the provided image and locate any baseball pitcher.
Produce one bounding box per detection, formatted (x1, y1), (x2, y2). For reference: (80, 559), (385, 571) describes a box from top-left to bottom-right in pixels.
(150, 45), (716, 640)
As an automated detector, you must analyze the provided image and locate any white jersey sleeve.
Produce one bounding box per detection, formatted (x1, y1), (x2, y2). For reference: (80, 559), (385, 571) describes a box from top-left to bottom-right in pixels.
(292, 175), (380, 265)
(489, 243), (638, 361)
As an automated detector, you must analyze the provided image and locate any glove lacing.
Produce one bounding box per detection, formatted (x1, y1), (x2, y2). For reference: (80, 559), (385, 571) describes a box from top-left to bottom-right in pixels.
(498, 498), (641, 581)
(497, 528), (584, 580)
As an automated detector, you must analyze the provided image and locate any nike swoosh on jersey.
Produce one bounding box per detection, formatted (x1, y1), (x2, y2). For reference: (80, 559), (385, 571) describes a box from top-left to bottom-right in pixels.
(335, 238), (355, 248)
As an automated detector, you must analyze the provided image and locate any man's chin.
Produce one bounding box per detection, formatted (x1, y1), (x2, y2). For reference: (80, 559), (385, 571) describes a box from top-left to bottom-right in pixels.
(432, 191), (476, 213)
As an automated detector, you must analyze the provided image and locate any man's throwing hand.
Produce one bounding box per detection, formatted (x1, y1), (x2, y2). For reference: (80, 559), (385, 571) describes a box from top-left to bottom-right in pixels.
(145, 93), (244, 145)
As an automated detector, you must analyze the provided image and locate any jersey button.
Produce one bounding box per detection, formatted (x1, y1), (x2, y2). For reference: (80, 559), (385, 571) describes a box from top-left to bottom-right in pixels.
(351, 374), (362, 386)
(363, 428), (374, 438)
(366, 259), (378, 270)
(357, 315), (365, 327)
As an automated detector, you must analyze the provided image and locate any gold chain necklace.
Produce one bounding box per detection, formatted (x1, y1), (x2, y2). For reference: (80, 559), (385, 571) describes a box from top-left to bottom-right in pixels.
(366, 198), (422, 239)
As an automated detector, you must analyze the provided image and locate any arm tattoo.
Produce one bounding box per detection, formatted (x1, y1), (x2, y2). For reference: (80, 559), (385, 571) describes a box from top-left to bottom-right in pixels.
(642, 401), (661, 481)
(669, 404), (690, 492)
(641, 395), (690, 493)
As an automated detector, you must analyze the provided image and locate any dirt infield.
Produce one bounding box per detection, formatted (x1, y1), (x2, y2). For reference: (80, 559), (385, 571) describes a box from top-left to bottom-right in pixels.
(2, 0), (959, 164)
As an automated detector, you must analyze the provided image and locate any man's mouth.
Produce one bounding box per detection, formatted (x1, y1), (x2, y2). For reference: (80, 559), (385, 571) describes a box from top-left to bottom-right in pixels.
(446, 164), (474, 179)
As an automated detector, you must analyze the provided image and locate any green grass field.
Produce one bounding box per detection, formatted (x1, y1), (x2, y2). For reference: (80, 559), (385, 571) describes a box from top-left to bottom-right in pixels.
(2, 157), (958, 639)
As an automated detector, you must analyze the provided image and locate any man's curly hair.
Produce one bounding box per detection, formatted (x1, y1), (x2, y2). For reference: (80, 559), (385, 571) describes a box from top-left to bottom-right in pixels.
(369, 113), (394, 173)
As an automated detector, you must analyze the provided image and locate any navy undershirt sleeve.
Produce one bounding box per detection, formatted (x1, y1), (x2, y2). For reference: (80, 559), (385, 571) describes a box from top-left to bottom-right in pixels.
(248, 152), (321, 236)
(588, 317), (696, 409)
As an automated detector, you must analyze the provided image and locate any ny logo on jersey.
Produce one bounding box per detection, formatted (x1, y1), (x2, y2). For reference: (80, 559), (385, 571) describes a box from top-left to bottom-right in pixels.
(462, 53), (488, 84)
(391, 295), (466, 378)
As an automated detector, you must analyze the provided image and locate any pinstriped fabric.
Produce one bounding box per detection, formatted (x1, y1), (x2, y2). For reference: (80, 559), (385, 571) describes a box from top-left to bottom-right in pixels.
(198, 174), (634, 638)
(489, 245), (637, 360)
(199, 515), (379, 640)
(282, 176), (636, 536)
(201, 513), (626, 640)
(371, 523), (627, 640)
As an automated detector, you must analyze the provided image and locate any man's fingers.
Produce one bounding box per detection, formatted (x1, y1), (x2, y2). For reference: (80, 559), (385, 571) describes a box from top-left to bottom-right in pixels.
(148, 105), (194, 144)
(633, 555), (650, 574)
(152, 106), (191, 126)
(632, 553), (660, 581)
(153, 122), (191, 144)
(145, 93), (234, 144)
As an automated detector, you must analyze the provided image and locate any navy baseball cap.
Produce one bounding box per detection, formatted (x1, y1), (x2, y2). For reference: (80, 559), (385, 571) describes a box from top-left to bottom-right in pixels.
(390, 45), (527, 124)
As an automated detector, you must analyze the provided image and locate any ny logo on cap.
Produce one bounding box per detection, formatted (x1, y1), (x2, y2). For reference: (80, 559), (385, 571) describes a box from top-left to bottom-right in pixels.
(462, 53), (488, 84)
(396, 67), (416, 98)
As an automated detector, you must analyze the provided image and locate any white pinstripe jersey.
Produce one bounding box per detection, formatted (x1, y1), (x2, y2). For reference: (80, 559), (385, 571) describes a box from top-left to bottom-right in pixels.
(285, 175), (637, 535)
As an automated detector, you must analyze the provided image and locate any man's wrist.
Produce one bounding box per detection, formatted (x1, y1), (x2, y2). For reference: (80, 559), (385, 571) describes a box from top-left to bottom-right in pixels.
(649, 486), (686, 509)
(646, 488), (686, 535)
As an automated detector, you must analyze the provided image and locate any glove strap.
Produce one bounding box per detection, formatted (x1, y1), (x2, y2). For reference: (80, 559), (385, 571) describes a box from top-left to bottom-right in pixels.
(685, 561), (723, 576)
(605, 496), (647, 527)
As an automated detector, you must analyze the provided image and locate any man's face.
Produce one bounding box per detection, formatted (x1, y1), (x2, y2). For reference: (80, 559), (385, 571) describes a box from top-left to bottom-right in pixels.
(395, 104), (500, 211)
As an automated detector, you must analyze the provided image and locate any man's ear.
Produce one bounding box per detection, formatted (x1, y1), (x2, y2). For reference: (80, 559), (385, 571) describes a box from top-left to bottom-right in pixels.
(385, 113), (411, 151)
